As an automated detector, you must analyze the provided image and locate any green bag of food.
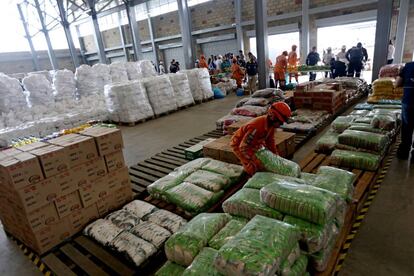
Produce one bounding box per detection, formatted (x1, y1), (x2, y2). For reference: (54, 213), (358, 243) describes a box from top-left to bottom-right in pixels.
(165, 213), (231, 266)
(256, 148), (301, 177)
(353, 117), (372, 124)
(182, 247), (222, 276)
(260, 182), (338, 225)
(371, 114), (396, 131)
(338, 129), (389, 153)
(222, 188), (283, 220)
(214, 215), (299, 276)
(331, 116), (355, 133)
(201, 159), (244, 182)
(184, 169), (230, 192)
(280, 255), (308, 276)
(155, 261), (186, 276)
(312, 166), (356, 202)
(244, 172), (307, 190)
(209, 219), (248, 250)
(279, 244), (301, 274)
(165, 182), (224, 214)
(310, 224), (339, 272)
(330, 149), (381, 171)
(350, 110), (369, 116)
(315, 130), (339, 153)
(348, 123), (388, 134)
(300, 172), (317, 184)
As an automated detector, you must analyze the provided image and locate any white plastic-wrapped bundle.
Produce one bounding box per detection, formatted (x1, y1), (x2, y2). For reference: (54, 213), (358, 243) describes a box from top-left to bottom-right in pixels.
(22, 74), (55, 108)
(75, 64), (99, 97)
(92, 63), (112, 90)
(125, 62), (143, 80)
(182, 68), (213, 101)
(0, 73), (28, 114)
(109, 62), (129, 83)
(168, 73), (194, 108)
(143, 75), (178, 115)
(28, 70), (53, 83)
(52, 69), (76, 102)
(138, 60), (157, 78)
(104, 80), (154, 122)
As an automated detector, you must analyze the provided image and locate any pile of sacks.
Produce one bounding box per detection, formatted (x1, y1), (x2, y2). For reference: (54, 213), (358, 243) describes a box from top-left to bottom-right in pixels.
(182, 68), (214, 102)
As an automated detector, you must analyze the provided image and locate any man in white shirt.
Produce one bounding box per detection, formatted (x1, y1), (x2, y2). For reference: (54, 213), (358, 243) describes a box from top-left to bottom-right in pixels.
(323, 47), (335, 78)
(388, 40), (395, 64)
(215, 55), (223, 72)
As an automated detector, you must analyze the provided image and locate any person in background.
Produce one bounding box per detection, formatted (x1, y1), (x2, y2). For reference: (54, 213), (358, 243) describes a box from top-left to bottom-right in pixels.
(359, 42), (369, 63)
(208, 57), (216, 70)
(239, 50), (245, 61)
(306, 46), (320, 81)
(395, 62), (414, 161)
(288, 45), (299, 84)
(159, 61), (165, 74)
(346, 43), (365, 78)
(323, 47), (335, 78)
(231, 57), (245, 89)
(274, 51), (288, 89)
(169, 59), (178, 73)
(388, 40), (395, 64)
(246, 54), (258, 93)
(199, 55), (209, 69)
(221, 56), (231, 72)
(238, 55), (246, 68)
(248, 52), (257, 62)
(230, 102), (292, 175)
(215, 55), (223, 72)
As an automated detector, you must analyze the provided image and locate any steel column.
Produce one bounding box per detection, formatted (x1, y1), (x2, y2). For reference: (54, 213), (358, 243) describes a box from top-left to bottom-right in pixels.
(57, 0), (80, 67)
(394, 0), (410, 63)
(124, 1), (143, 60)
(372, 0), (393, 82)
(254, 0), (269, 89)
(87, 0), (107, 63)
(17, 3), (39, 71)
(301, 0), (310, 61)
(34, 0), (58, 69)
(146, 1), (159, 67)
(177, 0), (195, 69)
(75, 25), (87, 64)
(235, 0), (244, 52)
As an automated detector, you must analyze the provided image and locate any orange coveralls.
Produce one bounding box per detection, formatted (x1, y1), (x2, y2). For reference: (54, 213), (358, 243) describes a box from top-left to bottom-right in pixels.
(288, 51), (299, 80)
(199, 57), (209, 69)
(230, 116), (277, 175)
(274, 55), (287, 82)
(231, 63), (244, 88)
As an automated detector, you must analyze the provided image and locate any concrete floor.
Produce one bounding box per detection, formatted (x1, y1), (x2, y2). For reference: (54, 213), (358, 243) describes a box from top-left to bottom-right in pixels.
(1, 94), (413, 275)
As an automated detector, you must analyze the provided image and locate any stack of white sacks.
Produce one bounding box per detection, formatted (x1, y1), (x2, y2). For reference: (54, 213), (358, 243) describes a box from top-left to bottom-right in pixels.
(143, 75), (178, 116)
(168, 73), (195, 108)
(182, 68), (214, 101)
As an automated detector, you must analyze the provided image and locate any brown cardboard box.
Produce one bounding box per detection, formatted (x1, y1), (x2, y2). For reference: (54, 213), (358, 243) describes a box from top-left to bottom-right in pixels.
(80, 127), (124, 156)
(96, 186), (132, 217)
(1, 148), (22, 157)
(106, 167), (131, 193)
(30, 145), (70, 178)
(104, 151), (126, 172)
(83, 157), (107, 182)
(203, 140), (221, 160)
(227, 119), (253, 135)
(48, 134), (98, 168)
(15, 178), (59, 212)
(54, 191), (82, 219)
(0, 152), (44, 190)
(16, 142), (48, 152)
(25, 203), (59, 232)
(78, 182), (97, 207)
(71, 164), (89, 187)
(53, 171), (76, 196)
(67, 204), (99, 233)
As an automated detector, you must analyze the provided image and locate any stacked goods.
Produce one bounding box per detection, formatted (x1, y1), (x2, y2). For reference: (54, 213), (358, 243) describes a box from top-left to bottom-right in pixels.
(138, 60), (157, 78)
(315, 130), (339, 153)
(104, 80), (154, 123)
(52, 69), (76, 102)
(181, 247), (222, 275)
(255, 148), (301, 177)
(143, 75), (178, 116)
(124, 62), (143, 80)
(75, 64), (99, 97)
(378, 63), (404, 78)
(244, 97), (269, 106)
(231, 105), (268, 117)
(84, 200), (187, 267)
(215, 114), (252, 133)
(331, 116), (355, 133)
(22, 74), (55, 108)
(182, 68), (214, 101)
(0, 126), (132, 254)
(330, 149), (381, 171)
(212, 78), (236, 96)
(281, 109), (330, 133)
(147, 158), (243, 215)
(109, 62), (129, 83)
(337, 129), (389, 154)
(156, 261), (186, 275)
(368, 78), (397, 102)
(168, 73), (195, 108)
(92, 63), (112, 90)
(251, 88), (286, 103)
(208, 218), (248, 250)
(243, 172), (307, 190)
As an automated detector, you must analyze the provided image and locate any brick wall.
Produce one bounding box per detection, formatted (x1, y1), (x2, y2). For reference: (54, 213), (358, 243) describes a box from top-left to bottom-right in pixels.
(310, 0), (350, 9)
(190, 0), (235, 29)
(152, 11), (181, 38)
(267, 0), (301, 16)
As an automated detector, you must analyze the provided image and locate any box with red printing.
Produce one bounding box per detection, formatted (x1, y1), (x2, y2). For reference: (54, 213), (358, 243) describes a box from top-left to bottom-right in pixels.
(30, 145), (70, 178)
(104, 151), (126, 172)
(54, 191), (82, 218)
(80, 126), (124, 156)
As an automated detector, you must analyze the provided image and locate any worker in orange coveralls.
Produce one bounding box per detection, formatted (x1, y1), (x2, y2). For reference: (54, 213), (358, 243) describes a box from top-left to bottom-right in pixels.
(199, 55), (209, 69)
(274, 51), (288, 89)
(288, 45), (299, 83)
(230, 102), (292, 175)
(231, 57), (245, 88)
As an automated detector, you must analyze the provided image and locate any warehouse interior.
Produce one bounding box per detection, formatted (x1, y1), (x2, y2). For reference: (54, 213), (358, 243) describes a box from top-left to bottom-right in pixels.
(0, 0), (413, 275)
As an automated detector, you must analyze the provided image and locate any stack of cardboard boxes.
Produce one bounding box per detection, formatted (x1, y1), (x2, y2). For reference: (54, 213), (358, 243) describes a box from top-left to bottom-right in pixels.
(0, 126), (133, 254)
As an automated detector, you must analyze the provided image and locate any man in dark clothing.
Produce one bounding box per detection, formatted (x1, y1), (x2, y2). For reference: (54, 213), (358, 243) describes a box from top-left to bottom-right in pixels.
(246, 54), (258, 93)
(346, 42), (367, 78)
(169, 59), (178, 73)
(396, 62), (414, 161)
(306, 46), (320, 81)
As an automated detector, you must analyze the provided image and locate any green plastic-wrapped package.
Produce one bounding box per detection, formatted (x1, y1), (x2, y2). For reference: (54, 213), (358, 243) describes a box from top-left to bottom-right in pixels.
(300, 172), (317, 184)
(165, 182), (224, 214)
(260, 182), (338, 225)
(371, 114), (396, 131)
(353, 117), (372, 124)
(312, 166), (356, 202)
(214, 215), (299, 276)
(165, 213), (231, 266)
(280, 255), (309, 276)
(315, 130), (339, 153)
(331, 116), (355, 133)
(338, 129), (389, 153)
(184, 170), (230, 192)
(201, 159), (244, 182)
(209, 219), (248, 250)
(310, 224), (339, 272)
(155, 261), (186, 276)
(373, 104), (402, 110)
(244, 172), (307, 190)
(256, 148), (301, 177)
(279, 244), (301, 273)
(330, 149), (381, 171)
(348, 123), (389, 134)
(222, 188), (283, 220)
(350, 110), (369, 116)
(182, 247), (222, 276)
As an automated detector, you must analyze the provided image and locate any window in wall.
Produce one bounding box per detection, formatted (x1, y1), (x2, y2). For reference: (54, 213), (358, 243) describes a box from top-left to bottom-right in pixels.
(147, 0), (178, 17)
(188, 0), (213, 6)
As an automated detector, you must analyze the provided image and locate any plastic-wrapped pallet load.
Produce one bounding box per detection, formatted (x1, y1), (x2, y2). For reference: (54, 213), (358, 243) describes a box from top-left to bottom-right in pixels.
(92, 63), (112, 89)
(138, 60), (157, 78)
(165, 213), (231, 266)
(309, 223), (340, 272)
(214, 215), (299, 276)
(182, 68), (214, 101)
(22, 74), (55, 108)
(256, 148), (301, 177)
(208, 218), (248, 250)
(109, 62), (129, 83)
(143, 75), (178, 115)
(52, 69), (76, 102)
(337, 129), (389, 154)
(315, 130), (339, 153)
(330, 149), (381, 171)
(168, 73), (195, 108)
(104, 80), (154, 123)
(75, 64), (99, 97)
(125, 62), (143, 80)
(182, 247), (222, 275)
(156, 261), (186, 276)
(28, 70), (52, 83)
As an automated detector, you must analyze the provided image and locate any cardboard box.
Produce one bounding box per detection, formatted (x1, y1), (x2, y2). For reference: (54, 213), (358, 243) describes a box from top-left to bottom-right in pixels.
(104, 151), (126, 172)
(184, 138), (216, 160)
(203, 140), (221, 160)
(96, 186), (132, 217)
(15, 178), (59, 212)
(0, 152), (44, 190)
(80, 126), (124, 156)
(16, 142), (48, 152)
(78, 182), (97, 207)
(48, 134), (98, 168)
(30, 145), (70, 178)
(226, 119), (252, 135)
(67, 204), (99, 233)
(1, 148), (22, 157)
(25, 203), (59, 232)
(106, 167), (131, 193)
(83, 157), (107, 182)
(53, 171), (76, 196)
(54, 191), (82, 219)
(71, 164), (89, 187)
